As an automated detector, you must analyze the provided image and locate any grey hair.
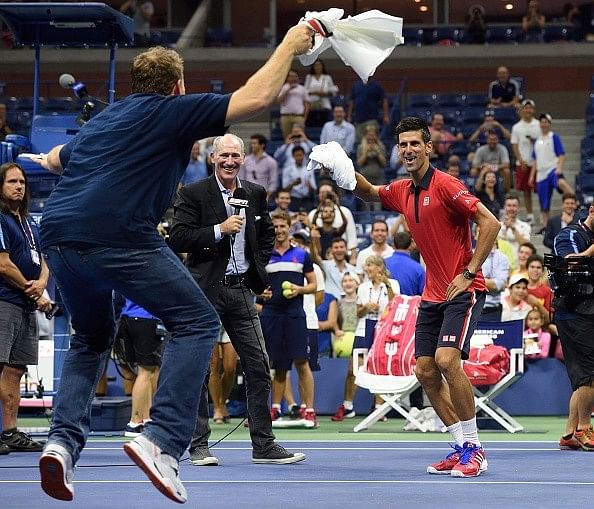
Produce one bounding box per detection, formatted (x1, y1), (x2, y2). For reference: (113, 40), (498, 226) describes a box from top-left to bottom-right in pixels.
(211, 133), (245, 156)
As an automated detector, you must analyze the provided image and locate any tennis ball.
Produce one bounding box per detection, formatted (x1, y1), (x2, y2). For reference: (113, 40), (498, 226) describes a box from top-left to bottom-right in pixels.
(333, 332), (355, 358)
(281, 281), (292, 290)
(282, 288), (293, 298)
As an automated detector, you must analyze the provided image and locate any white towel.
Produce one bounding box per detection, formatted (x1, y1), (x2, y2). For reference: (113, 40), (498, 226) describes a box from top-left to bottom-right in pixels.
(307, 141), (357, 191)
(299, 8), (404, 83)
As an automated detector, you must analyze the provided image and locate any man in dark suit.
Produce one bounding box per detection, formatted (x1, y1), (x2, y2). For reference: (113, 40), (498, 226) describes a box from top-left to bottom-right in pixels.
(543, 192), (578, 251)
(169, 133), (305, 466)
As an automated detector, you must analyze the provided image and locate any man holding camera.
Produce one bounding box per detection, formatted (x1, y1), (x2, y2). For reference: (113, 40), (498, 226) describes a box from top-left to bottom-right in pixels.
(552, 203), (594, 451)
(0, 162), (51, 455)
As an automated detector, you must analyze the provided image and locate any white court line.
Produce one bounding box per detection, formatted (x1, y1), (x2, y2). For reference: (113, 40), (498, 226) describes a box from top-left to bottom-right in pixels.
(82, 446), (563, 452)
(86, 439), (563, 443)
(2, 480), (594, 486)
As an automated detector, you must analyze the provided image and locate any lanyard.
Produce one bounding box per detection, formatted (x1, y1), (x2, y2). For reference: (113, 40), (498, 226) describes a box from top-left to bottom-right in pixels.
(17, 215), (37, 251)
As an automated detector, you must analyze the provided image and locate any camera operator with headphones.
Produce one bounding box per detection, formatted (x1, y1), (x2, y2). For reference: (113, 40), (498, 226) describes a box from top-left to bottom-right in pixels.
(549, 201), (594, 451)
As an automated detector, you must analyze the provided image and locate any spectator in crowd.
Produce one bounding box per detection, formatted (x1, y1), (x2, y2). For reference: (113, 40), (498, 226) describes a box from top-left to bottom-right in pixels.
(348, 76), (389, 142)
(511, 99), (541, 224)
(543, 192), (578, 250)
(304, 59), (338, 128)
(498, 194), (531, 255)
(488, 66), (521, 109)
(0, 162), (51, 455)
(277, 70), (309, 139)
(357, 125), (387, 209)
(471, 130), (511, 193)
(260, 211), (318, 427)
(310, 236), (356, 299)
(465, 4), (487, 44)
(522, 0), (546, 43)
(523, 308), (551, 360)
(116, 299), (166, 437)
(525, 254), (553, 320)
(207, 328), (236, 425)
(389, 141), (405, 178)
(332, 256), (399, 422)
(315, 281), (338, 358)
(282, 145), (316, 212)
(308, 182), (358, 263)
(384, 232), (425, 296)
(575, 1), (594, 41)
(511, 241), (536, 278)
(429, 113), (463, 164)
(239, 134), (278, 203)
(273, 123), (315, 173)
(501, 274), (532, 322)
(552, 201), (594, 451)
(271, 188), (292, 215)
(530, 113), (573, 232)
(331, 272), (359, 414)
(320, 105), (355, 156)
(473, 168), (504, 219)
(170, 134), (304, 466)
(120, 0), (154, 47)
(180, 140), (208, 187)
(469, 110), (511, 146)
(477, 226), (510, 322)
(0, 103), (12, 141)
(445, 155), (462, 180)
(310, 200), (348, 259)
(355, 220), (394, 279)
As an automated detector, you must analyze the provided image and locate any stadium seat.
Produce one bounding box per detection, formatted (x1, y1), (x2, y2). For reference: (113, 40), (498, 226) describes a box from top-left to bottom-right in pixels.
(585, 124), (594, 139)
(431, 27), (462, 46)
(581, 138), (594, 157)
(43, 96), (73, 112)
(544, 25), (574, 43)
(465, 93), (489, 107)
(451, 141), (470, 159)
(460, 106), (485, 125)
(582, 158), (594, 174)
(403, 108), (431, 122)
(402, 27), (423, 46)
(408, 93), (437, 109)
(579, 173), (594, 193)
(494, 108), (518, 124)
(205, 28), (232, 47)
(436, 93), (465, 109)
(485, 26), (519, 44)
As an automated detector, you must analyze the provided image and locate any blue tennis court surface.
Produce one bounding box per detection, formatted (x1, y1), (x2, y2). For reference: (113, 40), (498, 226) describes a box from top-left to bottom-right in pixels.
(0, 440), (591, 508)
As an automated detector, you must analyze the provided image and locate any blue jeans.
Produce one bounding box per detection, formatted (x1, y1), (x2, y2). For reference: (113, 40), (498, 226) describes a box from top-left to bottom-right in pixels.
(44, 244), (219, 462)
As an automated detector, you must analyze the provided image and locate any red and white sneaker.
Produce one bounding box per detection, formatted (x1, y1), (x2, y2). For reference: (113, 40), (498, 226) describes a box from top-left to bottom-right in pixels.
(427, 443), (465, 474)
(331, 405), (355, 422)
(451, 442), (488, 478)
(270, 407), (281, 421)
(304, 410), (319, 428)
(559, 434), (581, 450)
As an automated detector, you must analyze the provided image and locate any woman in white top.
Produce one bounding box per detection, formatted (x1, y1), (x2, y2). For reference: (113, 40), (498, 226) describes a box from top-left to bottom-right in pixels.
(354, 256), (400, 350)
(304, 59), (338, 128)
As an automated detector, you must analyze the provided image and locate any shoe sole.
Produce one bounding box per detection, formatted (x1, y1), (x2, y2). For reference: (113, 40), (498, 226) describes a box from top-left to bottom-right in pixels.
(124, 431), (142, 438)
(190, 458), (219, 466)
(252, 452), (306, 464)
(577, 443), (594, 451)
(426, 467), (453, 475)
(123, 442), (186, 504)
(39, 454), (74, 501)
(559, 444), (581, 450)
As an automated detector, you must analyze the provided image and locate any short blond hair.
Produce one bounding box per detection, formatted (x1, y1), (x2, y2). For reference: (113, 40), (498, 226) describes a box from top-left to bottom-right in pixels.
(131, 47), (184, 95)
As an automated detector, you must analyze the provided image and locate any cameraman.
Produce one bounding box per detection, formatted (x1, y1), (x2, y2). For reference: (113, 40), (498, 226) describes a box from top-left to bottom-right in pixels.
(466, 5), (487, 44)
(552, 202), (594, 451)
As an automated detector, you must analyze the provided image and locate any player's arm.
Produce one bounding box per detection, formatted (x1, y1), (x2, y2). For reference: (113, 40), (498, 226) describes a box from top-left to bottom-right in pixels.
(352, 172), (382, 203)
(298, 270), (317, 295)
(226, 25), (312, 124)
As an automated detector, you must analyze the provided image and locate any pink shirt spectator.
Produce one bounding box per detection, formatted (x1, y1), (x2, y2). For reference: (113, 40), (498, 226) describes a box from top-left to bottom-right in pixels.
(239, 152), (278, 193)
(523, 327), (550, 360)
(278, 83), (308, 115)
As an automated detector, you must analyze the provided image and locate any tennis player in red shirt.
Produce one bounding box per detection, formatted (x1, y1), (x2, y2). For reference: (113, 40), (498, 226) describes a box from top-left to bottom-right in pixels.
(326, 117), (501, 477)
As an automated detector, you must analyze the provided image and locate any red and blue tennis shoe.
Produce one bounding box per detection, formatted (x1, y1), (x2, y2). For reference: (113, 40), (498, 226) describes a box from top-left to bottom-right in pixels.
(427, 442), (487, 477)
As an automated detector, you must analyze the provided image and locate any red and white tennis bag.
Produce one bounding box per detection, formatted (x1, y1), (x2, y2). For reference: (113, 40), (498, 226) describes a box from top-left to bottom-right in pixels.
(366, 295), (421, 377)
(463, 344), (510, 386)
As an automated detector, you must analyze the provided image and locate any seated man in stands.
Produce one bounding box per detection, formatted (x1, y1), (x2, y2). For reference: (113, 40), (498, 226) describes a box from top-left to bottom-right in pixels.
(429, 113), (463, 165)
(282, 145), (316, 212)
(469, 110), (511, 146)
(471, 130), (511, 193)
(487, 66), (521, 109)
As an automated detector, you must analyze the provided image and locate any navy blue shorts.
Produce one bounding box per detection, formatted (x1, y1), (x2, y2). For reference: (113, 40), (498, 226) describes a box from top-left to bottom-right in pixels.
(415, 291), (486, 361)
(353, 319), (378, 350)
(260, 313), (308, 371)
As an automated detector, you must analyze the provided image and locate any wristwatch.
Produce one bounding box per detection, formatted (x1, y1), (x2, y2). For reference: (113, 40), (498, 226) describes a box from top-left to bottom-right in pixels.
(462, 268), (476, 280)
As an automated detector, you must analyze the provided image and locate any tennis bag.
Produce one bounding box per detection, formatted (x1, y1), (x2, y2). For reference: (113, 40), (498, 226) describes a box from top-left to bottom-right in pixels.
(463, 344), (510, 386)
(366, 295), (421, 377)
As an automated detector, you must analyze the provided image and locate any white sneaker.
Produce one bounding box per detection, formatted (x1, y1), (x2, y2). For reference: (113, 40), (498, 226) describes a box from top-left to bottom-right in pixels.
(39, 443), (75, 501)
(124, 435), (187, 504)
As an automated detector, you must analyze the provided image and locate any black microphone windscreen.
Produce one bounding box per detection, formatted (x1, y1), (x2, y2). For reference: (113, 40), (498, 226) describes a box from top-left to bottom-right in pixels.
(59, 73), (75, 89)
(233, 188), (248, 200)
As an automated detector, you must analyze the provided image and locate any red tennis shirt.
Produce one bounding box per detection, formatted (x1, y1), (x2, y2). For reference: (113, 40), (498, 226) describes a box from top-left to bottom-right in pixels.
(379, 166), (486, 302)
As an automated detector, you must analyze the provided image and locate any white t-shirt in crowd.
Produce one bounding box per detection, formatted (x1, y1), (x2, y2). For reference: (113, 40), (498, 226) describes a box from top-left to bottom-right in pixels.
(511, 118), (541, 164)
(354, 279), (400, 337)
(304, 263), (325, 329)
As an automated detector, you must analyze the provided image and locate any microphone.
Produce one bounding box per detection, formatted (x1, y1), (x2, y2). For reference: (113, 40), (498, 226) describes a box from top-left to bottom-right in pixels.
(228, 188), (249, 215)
(58, 73), (89, 99)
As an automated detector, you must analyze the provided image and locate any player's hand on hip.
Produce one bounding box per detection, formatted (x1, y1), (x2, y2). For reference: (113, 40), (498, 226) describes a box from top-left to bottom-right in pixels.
(284, 24), (314, 55)
(220, 215), (244, 235)
(446, 274), (472, 301)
